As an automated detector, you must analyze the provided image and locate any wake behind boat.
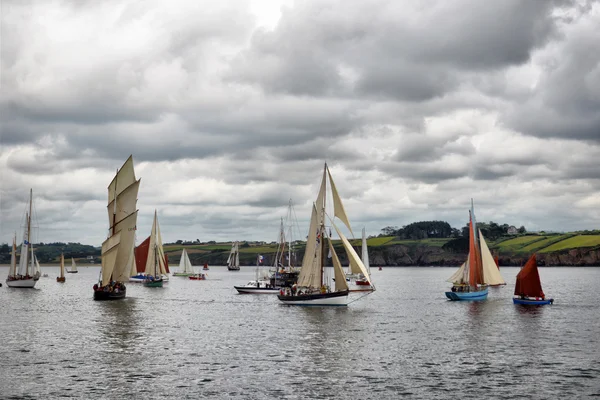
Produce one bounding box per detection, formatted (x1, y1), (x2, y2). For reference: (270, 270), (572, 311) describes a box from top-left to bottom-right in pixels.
(6, 189), (41, 288)
(93, 155), (140, 300)
(513, 254), (554, 305)
(278, 163), (372, 306)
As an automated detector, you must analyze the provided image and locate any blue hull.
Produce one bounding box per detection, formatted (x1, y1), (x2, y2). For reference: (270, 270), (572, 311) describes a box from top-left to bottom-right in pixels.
(513, 298), (553, 305)
(445, 288), (488, 301)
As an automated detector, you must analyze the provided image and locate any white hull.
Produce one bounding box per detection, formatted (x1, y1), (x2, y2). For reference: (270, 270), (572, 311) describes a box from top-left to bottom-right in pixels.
(279, 295), (348, 306)
(235, 286), (280, 294)
(6, 278), (38, 288)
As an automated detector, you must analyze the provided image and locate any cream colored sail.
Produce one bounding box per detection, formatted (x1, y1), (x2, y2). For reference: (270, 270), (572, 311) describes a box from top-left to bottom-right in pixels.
(59, 254), (65, 278)
(71, 258), (78, 272)
(479, 230), (505, 285)
(327, 166), (353, 236)
(361, 227), (370, 273)
(447, 261), (467, 283)
(102, 155), (140, 284)
(297, 204), (323, 289)
(9, 234), (17, 277)
(126, 244), (137, 277)
(328, 237), (349, 292)
(333, 222), (371, 281)
(144, 211), (166, 276)
(101, 231), (121, 286)
(155, 213), (167, 275)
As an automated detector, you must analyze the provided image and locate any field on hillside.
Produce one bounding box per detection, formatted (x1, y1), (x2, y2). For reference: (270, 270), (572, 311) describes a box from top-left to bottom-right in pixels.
(539, 235), (600, 253)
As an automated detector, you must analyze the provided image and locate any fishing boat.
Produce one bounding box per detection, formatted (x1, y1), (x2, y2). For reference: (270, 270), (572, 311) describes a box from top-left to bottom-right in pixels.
(142, 210), (167, 288)
(203, 263), (209, 271)
(67, 257), (78, 273)
(93, 155), (140, 300)
(235, 255), (279, 294)
(173, 248), (195, 276)
(278, 163), (372, 306)
(445, 200), (501, 300)
(227, 241), (240, 271)
(513, 254), (554, 305)
(57, 253), (66, 282)
(6, 189), (41, 288)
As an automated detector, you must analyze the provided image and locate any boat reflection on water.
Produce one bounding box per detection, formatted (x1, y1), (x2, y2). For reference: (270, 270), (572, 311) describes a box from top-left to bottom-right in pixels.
(96, 298), (141, 352)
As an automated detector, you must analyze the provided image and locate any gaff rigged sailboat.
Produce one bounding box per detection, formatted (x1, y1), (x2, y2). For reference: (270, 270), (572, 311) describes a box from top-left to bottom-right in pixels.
(6, 189), (41, 288)
(445, 200), (498, 301)
(278, 163), (373, 306)
(143, 210), (167, 287)
(227, 241), (240, 271)
(93, 155), (140, 300)
(513, 254), (554, 305)
(57, 253), (66, 282)
(67, 257), (78, 273)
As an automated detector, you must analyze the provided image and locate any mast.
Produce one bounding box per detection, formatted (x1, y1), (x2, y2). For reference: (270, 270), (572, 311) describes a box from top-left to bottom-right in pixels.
(26, 189), (32, 276)
(320, 163), (328, 287)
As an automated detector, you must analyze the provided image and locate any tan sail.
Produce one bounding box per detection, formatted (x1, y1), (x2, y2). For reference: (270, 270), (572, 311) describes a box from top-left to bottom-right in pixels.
(59, 253), (65, 278)
(101, 231), (122, 286)
(297, 204), (323, 289)
(9, 234), (17, 277)
(127, 244), (137, 277)
(447, 261), (467, 283)
(328, 237), (349, 292)
(333, 222), (371, 280)
(107, 155), (136, 204)
(327, 166), (353, 236)
(479, 230), (505, 285)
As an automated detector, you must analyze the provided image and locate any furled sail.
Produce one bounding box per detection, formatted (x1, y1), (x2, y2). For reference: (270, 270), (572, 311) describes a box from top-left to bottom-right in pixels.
(479, 230), (505, 285)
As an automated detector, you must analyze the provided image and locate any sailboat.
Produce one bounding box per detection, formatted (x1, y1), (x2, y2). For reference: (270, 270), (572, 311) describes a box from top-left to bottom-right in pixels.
(350, 227), (375, 291)
(173, 248), (195, 276)
(93, 155), (140, 300)
(445, 200), (501, 301)
(227, 241), (240, 271)
(203, 262), (209, 271)
(57, 253), (66, 282)
(67, 257), (78, 273)
(513, 254), (554, 305)
(6, 189), (41, 288)
(234, 254), (279, 294)
(269, 200), (301, 288)
(278, 163), (372, 306)
(143, 210), (167, 287)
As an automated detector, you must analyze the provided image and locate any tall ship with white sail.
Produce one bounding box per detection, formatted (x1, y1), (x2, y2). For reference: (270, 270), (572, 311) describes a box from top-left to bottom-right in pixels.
(227, 241), (240, 271)
(143, 210), (167, 287)
(93, 155), (140, 300)
(278, 163), (372, 306)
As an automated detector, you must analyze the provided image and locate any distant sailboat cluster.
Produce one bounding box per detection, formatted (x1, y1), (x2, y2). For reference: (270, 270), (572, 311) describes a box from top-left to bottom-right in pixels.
(4, 157), (554, 308)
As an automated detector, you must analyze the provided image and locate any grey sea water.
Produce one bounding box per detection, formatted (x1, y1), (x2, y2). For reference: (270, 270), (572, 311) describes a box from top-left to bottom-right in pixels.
(0, 266), (599, 399)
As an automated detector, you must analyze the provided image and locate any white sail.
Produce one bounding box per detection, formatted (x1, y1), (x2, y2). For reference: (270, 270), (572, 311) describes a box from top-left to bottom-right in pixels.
(327, 166), (353, 236)
(126, 244), (137, 277)
(178, 249), (194, 273)
(333, 222), (371, 280)
(447, 261), (467, 283)
(328, 237), (349, 292)
(297, 204), (323, 289)
(71, 258), (78, 272)
(17, 214), (30, 276)
(479, 230), (505, 285)
(59, 254), (65, 278)
(101, 231), (121, 286)
(9, 235), (17, 277)
(34, 254), (41, 277)
(227, 242), (240, 269)
(361, 227), (370, 273)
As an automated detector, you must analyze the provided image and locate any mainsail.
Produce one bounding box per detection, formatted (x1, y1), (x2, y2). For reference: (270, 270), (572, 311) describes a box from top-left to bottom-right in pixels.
(144, 210), (167, 276)
(179, 249), (194, 273)
(101, 155), (140, 286)
(479, 229), (505, 285)
(514, 254), (545, 298)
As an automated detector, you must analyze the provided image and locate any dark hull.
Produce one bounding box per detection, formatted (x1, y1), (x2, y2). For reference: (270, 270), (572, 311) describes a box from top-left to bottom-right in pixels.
(513, 298), (553, 305)
(278, 290), (349, 306)
(94, 288), (126, 300)
(66, 271), (78, 273)
(227, 267), (240, 271)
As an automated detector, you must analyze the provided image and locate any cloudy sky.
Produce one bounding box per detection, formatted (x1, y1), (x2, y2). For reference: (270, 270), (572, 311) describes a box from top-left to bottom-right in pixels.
(1, 0), (599, 246)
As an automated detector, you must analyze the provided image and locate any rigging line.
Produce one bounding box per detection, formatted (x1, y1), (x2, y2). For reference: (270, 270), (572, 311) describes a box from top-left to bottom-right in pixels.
(347, 291), (375, 304)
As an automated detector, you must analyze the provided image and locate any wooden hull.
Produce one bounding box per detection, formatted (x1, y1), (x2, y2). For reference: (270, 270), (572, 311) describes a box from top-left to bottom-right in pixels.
(93, 288), (126, 300)
(278, 290), (349, 306)
(66, 271), (78, 273)
(235, 286), (280, 294)
(513, 298), (553, 305)
(6, 277), (38, 288)
(56, 277), (66, 282)
(445, 287), (488, 301)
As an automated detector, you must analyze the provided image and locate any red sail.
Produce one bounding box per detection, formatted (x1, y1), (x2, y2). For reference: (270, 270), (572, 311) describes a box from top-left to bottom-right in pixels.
(514, 254), (545, 298)
(494, 255), (500, 269)
(134, 236), (169, 273)
(135, 236), (150, 273)
(468, 217), (484, 286)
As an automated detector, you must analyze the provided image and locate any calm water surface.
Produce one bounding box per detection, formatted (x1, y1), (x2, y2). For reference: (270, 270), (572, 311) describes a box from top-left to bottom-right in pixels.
(1, 266), (599, 399)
